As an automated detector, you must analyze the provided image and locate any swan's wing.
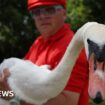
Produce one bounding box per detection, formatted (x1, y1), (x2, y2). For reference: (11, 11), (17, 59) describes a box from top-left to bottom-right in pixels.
(8, 62), (65, 104)
(0, 58), (61, 105)
(5, 60), (52, 104)
(0, 57), (22, 74)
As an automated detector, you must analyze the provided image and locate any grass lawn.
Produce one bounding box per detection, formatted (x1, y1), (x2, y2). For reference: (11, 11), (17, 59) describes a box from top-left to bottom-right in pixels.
(89, 99), (105, 105)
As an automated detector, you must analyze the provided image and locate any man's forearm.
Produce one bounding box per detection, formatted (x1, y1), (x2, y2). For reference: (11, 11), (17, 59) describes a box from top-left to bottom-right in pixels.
(12, 91), (80, 105)
(44, 91), (80, 105)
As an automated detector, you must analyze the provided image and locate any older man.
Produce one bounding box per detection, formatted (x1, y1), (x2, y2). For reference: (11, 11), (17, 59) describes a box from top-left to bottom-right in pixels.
(0, 0), (89, 105)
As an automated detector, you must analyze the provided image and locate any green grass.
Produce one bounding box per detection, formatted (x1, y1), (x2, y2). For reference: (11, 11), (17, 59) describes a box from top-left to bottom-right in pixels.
(89, 100), (105, 105)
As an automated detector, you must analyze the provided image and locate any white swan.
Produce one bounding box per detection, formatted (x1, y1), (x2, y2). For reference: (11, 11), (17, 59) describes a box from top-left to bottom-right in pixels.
(0, 22), (105, 105)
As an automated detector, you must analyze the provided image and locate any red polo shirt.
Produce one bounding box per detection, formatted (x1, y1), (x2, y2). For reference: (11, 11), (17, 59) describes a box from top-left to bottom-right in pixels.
(25, 24), (89, 105)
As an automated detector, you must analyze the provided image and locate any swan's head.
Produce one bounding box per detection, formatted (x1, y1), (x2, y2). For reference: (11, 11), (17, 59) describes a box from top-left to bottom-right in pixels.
(83, 22), (105, 104)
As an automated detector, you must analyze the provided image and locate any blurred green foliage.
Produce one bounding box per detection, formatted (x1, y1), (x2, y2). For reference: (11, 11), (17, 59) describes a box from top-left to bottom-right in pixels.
(89, 99), (105, 105)
(0, 0), (105, 62)
(0, 0), (38, 61)
(66, 0), (90, 31)
(83, 0), (105, 23)
(66, 0), (105, 31)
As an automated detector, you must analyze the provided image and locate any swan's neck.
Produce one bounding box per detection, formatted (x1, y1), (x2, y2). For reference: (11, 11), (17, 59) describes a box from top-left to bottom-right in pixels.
(53, 34), (84, 79)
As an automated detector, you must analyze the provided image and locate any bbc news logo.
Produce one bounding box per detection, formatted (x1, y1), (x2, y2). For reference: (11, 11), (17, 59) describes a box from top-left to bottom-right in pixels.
(0, 91), (14, 97)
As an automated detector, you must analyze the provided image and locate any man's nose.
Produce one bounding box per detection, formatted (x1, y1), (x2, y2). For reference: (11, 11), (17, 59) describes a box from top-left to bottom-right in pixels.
(93, 91), (103, 104)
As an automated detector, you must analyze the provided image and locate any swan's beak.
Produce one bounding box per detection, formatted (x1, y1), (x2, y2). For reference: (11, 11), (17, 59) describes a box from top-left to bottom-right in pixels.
(88, 53), (105, 104)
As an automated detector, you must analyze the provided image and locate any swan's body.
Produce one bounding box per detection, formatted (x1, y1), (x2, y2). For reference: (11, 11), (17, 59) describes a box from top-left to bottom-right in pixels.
(0, 22), (105, 105)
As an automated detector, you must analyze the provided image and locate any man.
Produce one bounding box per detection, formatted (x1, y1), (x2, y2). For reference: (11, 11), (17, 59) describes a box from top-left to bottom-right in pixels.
(0, 0), (89, 105)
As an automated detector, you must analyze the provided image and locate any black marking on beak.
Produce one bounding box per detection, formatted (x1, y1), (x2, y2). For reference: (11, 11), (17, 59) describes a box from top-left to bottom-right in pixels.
(87, 39), (105, 62)
(93, 91), (103, 104)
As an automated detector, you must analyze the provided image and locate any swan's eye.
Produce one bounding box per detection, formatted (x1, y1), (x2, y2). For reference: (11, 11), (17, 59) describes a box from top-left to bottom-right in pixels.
(87, 39), (91, 44)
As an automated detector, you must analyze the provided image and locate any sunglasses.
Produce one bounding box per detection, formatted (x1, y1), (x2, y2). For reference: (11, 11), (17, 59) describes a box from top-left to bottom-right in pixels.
(30, 5), (64, 17)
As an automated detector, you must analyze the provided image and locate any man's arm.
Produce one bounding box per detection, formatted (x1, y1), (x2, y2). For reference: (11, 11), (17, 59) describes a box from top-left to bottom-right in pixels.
(44, 91), (80, 105)
(20, 91), (80, 105)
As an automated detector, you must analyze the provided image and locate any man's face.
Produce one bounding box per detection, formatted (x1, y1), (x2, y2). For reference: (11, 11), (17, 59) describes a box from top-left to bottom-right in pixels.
(31, 5), (66, 38)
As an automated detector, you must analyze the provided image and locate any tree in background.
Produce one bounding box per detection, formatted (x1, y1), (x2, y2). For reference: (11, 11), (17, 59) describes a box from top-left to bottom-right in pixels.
(0, 0), (105, 62)
(0, 0), (38, 62)
(66, 0), (90, 31)
(83, 0), (105, 23)
(66, 0), (105, 31)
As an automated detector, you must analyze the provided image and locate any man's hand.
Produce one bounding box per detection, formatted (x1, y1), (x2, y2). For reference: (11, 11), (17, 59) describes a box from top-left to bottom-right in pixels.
(20, 100), (33, 105)
(0, 68), (15, 100)
(0, 69), (33, 105)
